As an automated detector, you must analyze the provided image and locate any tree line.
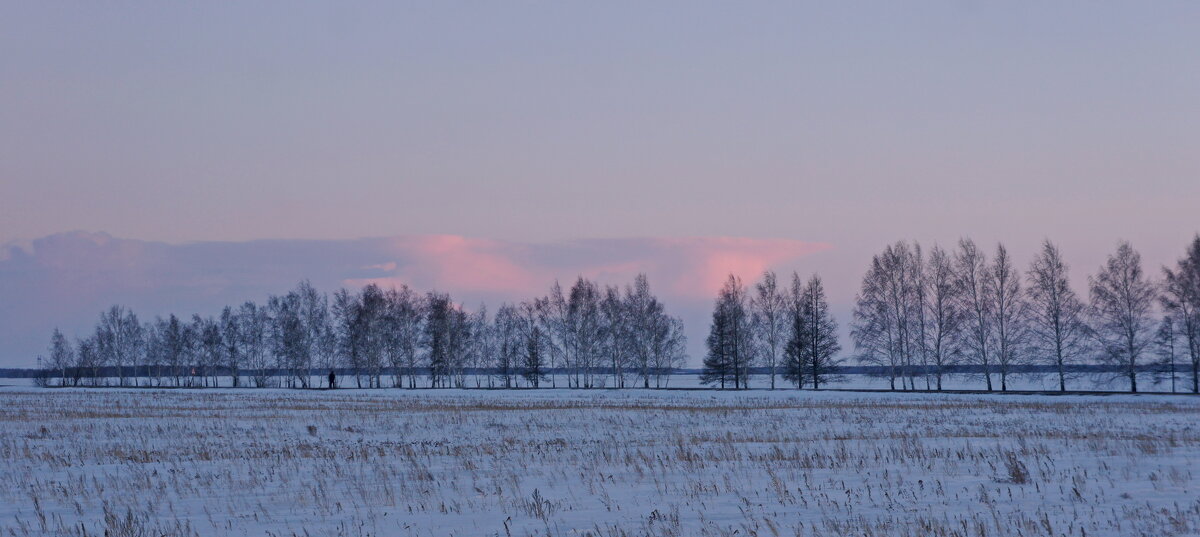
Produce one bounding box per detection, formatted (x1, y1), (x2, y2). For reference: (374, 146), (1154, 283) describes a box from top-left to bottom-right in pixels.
(849, 236), (1200, 393)
(37, 274), (686, 389)
(36, 235), (1200, 393)
(700, 272), (841, 390)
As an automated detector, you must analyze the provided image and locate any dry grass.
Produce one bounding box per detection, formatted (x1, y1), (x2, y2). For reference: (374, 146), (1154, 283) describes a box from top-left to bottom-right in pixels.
(1, 389), (1198, 536)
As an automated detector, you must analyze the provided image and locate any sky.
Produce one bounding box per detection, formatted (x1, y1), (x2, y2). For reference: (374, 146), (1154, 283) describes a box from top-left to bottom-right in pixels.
(1, 3), (1198, 367)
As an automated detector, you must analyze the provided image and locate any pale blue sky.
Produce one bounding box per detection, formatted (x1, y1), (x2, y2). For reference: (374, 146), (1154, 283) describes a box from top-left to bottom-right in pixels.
(2, 2), (1197, 248)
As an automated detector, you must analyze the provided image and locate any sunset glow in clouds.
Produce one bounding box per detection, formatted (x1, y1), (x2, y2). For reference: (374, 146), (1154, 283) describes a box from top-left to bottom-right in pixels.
(0, 232), (831, 365)
(345, 235), (829, 300)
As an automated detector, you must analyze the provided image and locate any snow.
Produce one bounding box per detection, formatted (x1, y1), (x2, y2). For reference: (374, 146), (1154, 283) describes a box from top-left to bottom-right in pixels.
(2, 386), (1198, 536)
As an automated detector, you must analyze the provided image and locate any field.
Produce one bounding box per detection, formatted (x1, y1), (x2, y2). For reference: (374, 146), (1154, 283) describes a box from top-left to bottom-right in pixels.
(2, 387), (1199, 537)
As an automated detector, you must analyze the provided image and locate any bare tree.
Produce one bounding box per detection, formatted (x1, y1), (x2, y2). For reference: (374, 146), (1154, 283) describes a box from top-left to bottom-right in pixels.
(1162, 235), (1200, 393)
(267, 294), (304, 387)
(785, 274), (840, 389)
(751, 271), (787, 389)
(358, 284), (388, 388)
(852, 242), (918, 390)
(75, 336), (100, 386)
(197, 316), (223, 387)
(423, 291), (455, 388)
(331, 289), (358, 386)
(1089, 241), (1157, 393)
(493, 303), (522, 388)
(291, 281), (332, 388)
(600, 285), (631, 388)
(1155, 316), (1179, 392)
(47, 328), (73, 387)
(540, 281), (569, 388)
(567, 277), (604, 388)
(143, 319), (165, 386)
(444, 301), (473, 387)
(648, 313), (687, 388)
(332, 287), (388, 388)
(989, 243), (1026, 391)
(702, 275), (753, 389)
(904, 244), (931, 389)
(97, 306), (142, 387)
(923, 245), (962, 390)
(465, 305), (489, 387)
(383, 285), (422, 388)
(955, 238), (994, 390)
(853, 255), (899, 389)
(783, 272), (809, 388)
(156, 314), (188, 387)
(626, 274), (659, 388)
(1025, 240), (1090, 391)
(520, 300), (547, 387)
(238, 303), (271, 388)
(220, 306), (243, 387)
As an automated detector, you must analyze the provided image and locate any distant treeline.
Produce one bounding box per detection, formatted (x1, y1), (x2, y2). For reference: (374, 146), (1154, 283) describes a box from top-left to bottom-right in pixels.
(15, 364), (1194, 382)
(38, 274), (686, 390)
(31, 235), (1200, 394)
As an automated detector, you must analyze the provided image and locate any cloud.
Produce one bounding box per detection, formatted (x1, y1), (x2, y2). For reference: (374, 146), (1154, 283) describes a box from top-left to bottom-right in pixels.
(649, 237), (831, 298)
(342, 235), (829, 300)
(0, 232), (830, 367)
(383, 235), (539, 293)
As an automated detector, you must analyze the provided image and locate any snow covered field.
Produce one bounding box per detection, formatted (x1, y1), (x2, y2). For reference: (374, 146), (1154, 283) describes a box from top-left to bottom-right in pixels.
(2, 387), (1199, 537)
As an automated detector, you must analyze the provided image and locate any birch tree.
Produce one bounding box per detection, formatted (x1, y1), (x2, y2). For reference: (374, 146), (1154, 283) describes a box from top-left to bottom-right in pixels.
(492, 303), (520, 388)
(751, 271), (787, 389)
(383, 285), (422, 388)
(626, 274), (658, 388)
(955, 238), (994, 390)
(923, 245), (962, 390)
(97, 306), (142, 387)
(1156, 316), (1180, 392)
(220, 306), (243, 387)
(1162, 235), (1200, 393)
(600, 286), (631, 388)
(852, 243), (919, 390)
(989, 243), (1026, 391)
(238, 303), (271, 388)
(1025, 240), (1089, 391)
(567, 277), (604, 388)
(47, 328), (73, 387)
(648, 313), (687, 388)
(1089, 241), (1157, 393)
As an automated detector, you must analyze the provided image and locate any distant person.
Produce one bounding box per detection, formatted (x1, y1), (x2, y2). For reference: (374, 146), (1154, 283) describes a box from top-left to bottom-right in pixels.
(328, 370), (336, 389)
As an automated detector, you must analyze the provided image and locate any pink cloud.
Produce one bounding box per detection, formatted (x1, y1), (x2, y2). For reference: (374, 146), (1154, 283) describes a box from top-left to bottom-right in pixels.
(338, 235), (829, 301)
(343, 235), (538, 294)
(655, 237), (832, 298)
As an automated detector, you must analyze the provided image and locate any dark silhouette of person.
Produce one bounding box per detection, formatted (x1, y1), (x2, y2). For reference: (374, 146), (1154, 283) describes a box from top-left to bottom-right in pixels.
(328, 370), (336, 389)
